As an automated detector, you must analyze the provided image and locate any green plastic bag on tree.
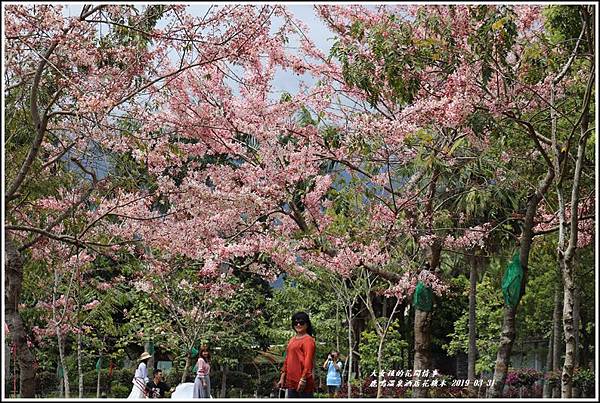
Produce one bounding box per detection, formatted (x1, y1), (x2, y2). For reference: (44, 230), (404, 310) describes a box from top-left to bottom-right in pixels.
(502, 253), (523, 308)
(412, 281), (433, 312)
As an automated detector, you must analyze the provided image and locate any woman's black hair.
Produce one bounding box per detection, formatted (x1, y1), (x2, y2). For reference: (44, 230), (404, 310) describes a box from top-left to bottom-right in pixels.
(291, 311), (315, 337)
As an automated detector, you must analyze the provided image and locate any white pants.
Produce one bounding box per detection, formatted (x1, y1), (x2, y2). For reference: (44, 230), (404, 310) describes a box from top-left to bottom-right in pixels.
(127, 378), (146, 399)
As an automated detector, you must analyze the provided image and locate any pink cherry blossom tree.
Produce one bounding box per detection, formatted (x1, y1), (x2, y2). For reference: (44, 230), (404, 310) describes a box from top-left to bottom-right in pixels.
(305, 4), (594, 397)
(4, 4), (312, 395)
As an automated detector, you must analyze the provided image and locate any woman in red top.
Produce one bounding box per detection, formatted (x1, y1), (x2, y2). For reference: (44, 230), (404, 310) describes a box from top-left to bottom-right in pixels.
(277, 312), (316, 398)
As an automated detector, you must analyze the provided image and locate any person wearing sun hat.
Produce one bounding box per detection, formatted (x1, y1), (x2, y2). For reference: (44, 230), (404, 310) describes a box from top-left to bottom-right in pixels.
(127, 351), (152, 399)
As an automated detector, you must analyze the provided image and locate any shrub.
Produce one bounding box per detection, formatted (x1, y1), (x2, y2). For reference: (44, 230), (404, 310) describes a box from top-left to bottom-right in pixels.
(36, 371), (58, 396)
(110, 368), (134, 386)
(110, 384), (130, 398)
(506, 367), (542, 388)
(163, 369), (183, 388)
(544, 370), (560, 386)
(572, 367), (594, 396)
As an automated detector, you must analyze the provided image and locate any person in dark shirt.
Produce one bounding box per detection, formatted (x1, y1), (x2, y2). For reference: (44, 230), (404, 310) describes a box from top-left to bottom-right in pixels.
(146, 369), (171, 398)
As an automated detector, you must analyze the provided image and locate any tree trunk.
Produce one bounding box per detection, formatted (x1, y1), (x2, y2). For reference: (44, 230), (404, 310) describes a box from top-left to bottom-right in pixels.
(4, 237), (36, 398)
(554, 10), (592, 396)
(413, 309), (432, 398)
(543, 333), (553, 397)
(97, 350), (103, 398)
(560, 257), (576, 398)
(357, 355), (363, 397)
(488, 305), (516, 397)
(411, 242), (441, 398)
(220, 365), (228, 398)
(336, 303), (340, 352)
(145, 341), (154, 373)
(488, 168), (554, 397)
(559, 124), (591, 398)
(573, 282), (580, 369)
(572, 281), (581, 397)
(57, 330), (70, 398)
(59, 373), (64, 398)
(376, 338), (384, 398)
(347, 305), (353, 398)
(181, 353), (192, 384)
(552, 283), (562, 397)
(467, 255), (479, 397)
(78, 333), (84, 398)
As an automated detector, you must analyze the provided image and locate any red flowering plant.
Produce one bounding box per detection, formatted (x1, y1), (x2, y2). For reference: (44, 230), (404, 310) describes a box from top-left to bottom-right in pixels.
(506, 367), (542, 388)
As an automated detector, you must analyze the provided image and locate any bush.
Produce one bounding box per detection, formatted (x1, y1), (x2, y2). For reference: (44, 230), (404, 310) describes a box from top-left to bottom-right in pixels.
(110, 384), (131, 398)
(572, 368), (594, 396)
(36, 371), (58, 396)
(506, 367), (542, 388)
(544, 370), (560, 386)
(163, 369), (184, 387)
(110, 368), (134, 387)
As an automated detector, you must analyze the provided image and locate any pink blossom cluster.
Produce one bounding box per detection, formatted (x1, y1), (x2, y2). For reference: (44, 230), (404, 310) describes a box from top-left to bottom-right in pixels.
(533, 198), (595, 248)
(384, 269), (448, 301)
(82, 300), (100, 311)
(384, 272), (418, 301)
(444, 223), (493, 250)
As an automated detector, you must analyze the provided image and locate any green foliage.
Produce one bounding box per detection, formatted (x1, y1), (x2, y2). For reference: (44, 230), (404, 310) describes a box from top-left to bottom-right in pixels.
(358, 320), (408, 376)
(468, 5), (518, 87)
(109, 383), (131, 398)
(543, 5), (587, 53)
(331, 17), (426, 107)
(572, 367), (594, 391)
(444, 270), (504, 374)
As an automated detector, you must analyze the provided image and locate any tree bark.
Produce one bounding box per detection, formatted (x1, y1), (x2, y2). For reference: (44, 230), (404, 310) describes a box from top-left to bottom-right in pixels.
(97, 354), (103, 398)
(376, 338), (384, 398)
(5, 237), (36, 398)
(78, 333), (84, 398)
(573, 282), (580, 369)
(552, 283), (562, 397)
(543, 335), (553, 397)
(560, 258), (576, 398)
(488, 305), (516, 397)
(347, 304), (354, 398)
(57, 330), (70, 398)
(572, 281), (581, 396)
(145, 341), (154, 373)
(220, 365), (228, 398)
(555, 9), (593, 397)
(467, 255), (479, 397)
(181, 353), (192, 384)
(413, 309), (432, 398)
(412, 241), (441, 398)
